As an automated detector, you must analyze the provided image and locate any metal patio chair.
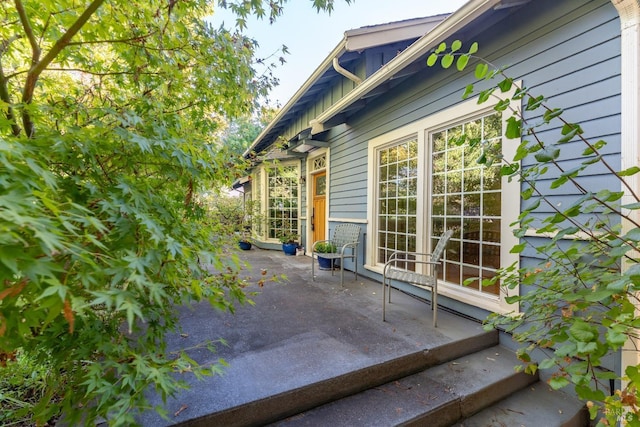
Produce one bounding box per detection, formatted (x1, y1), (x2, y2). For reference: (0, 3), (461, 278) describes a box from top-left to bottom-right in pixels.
(311, 223), (361, 286)
(382, 229), (453, 327)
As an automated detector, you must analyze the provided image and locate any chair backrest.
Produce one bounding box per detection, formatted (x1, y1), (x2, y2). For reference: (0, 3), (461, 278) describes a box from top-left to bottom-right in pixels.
(432, 229), (453, 263)
(331, 223), (360, 247)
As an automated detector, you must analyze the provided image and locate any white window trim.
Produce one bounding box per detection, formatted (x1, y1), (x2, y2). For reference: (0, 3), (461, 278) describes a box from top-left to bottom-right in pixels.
(255, 160), (301, 244)
(366, 88), (521, 314)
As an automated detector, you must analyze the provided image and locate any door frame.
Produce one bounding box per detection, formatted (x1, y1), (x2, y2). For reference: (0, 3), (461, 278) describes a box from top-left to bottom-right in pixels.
(306, 149), (329, 254)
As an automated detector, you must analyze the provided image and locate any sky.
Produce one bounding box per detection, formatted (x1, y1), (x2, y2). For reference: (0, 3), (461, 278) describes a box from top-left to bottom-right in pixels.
(210, 0), (468, 107)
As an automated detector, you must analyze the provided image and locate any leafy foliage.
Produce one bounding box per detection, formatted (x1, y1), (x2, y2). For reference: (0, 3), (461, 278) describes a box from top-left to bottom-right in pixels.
(0, 0), (331, 425)
(314, 242), (337, 254)
(428, 41), (640, 425)
(221, 107), (278, 156)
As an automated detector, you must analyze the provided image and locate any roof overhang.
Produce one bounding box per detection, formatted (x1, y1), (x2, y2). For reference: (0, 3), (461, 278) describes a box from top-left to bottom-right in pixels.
(246, 0), (531, 155)
(232, 175), (251, 190)
(310, 0), (512, 134)
(243, 16), (448, 158)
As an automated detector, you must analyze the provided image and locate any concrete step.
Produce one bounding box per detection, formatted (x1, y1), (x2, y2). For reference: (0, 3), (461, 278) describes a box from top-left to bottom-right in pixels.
(270, 345), (538, 427)
(182, 330), (499, 427)
(455, 382), (589, 427)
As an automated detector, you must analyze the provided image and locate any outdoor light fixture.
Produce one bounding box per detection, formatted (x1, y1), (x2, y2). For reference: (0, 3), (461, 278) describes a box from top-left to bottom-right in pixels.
(288, 138), (329, 154)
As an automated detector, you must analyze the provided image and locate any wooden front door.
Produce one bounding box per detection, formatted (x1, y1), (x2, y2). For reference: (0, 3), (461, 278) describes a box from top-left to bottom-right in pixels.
(312, 172), (327, 243)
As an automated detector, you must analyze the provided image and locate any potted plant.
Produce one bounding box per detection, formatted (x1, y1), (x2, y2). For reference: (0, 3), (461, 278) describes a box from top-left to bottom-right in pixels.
(314, 242), (337, 270)
(238, 200), (262, 251)
(279, 232), (299, 256)
(238, 228), (252, 250)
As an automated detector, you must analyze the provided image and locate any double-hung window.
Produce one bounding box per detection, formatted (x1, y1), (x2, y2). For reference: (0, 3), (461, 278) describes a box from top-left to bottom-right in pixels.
(267, 165), (299, 240)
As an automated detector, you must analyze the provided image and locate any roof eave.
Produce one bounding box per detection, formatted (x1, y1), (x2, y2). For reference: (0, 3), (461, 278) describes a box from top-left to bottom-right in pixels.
(242, 38), (348, 158)
(310, 0), (503, 132)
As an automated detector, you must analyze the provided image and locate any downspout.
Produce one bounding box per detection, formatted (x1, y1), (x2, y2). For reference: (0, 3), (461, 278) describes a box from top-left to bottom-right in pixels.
(332, 57), (362, 84)
(611, 0), (640, 391)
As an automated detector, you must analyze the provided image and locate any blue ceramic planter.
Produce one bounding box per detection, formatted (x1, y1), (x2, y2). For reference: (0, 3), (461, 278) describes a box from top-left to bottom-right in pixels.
(317, 256), (333, 270)
(282, 242), (298, 256)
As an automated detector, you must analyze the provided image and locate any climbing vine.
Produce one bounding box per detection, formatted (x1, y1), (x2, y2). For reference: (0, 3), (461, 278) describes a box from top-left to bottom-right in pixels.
(428, 41), (640, 425)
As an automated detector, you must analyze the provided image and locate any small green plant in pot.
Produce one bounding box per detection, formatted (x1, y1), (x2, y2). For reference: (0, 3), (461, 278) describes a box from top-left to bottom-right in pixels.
(314, 242), (337, 270)
(238, 232), (252, 250)
(279, 232), (299, 255)
(314, 242), (336, 254)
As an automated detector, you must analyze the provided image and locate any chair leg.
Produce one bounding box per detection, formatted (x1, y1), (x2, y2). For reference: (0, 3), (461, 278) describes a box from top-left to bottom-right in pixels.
(354, 252), (358, 281)
(433, 287), (438, 328)
(382, 277), (386, 321)
(339, 256), (344, 286)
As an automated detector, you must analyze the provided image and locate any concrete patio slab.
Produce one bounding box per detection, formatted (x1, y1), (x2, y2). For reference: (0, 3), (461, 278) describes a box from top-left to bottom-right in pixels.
(135, 248), (491, 426)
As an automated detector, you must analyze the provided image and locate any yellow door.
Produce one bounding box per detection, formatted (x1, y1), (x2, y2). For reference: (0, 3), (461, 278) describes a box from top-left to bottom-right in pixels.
(312, 172), (327, 243)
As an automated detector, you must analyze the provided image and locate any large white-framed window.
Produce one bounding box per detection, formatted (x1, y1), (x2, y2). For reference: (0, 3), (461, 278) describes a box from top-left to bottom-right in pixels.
(267, 165), (299, 240)
(366, 92), (520, 314)
(251, 161), (300, 242)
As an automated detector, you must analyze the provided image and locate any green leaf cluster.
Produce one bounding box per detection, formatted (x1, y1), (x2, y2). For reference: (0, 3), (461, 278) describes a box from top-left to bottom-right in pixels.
(0, 0), (308, 425)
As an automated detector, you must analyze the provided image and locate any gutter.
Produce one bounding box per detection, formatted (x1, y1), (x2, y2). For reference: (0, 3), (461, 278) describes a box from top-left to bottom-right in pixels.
(309, 0), (503, 133)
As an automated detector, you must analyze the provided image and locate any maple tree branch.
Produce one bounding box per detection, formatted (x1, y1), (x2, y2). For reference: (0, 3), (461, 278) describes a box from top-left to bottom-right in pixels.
(14, 0), (41, 66)
(21, 0), (106, 137)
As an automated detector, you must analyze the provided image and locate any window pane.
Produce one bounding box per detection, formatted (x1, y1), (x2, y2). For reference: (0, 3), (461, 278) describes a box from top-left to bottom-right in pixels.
(463, 193), (481, 216)
(446, 195), (461, 216)
(484, 165), (501, 191)
(408, 216), (417, 234)
(447, 239), (461, 262)
(433, 173), (445, 195)
(447, 170), (462, 193)
(449, 125), (464, 146)
(483, 219), (500, 242)
(462, 265), (481, 291)
(432, 131), (446, 152)
(464, 143), (482, 167)
(315, 175), (326, 196)
(433, 152), (445, 173)
(432, 196), (445, 216)
(484, 113), (501, 139)
(432, 216), (445, 236)
(482, 243), (500, 269)
(484, 192), (501, 216)
(465, 119), (482, 140)
(463, 168), (482, 193)
(388, 163), (398, 181)
(380, 164), (388, 181)
(408, 197), (417, 215)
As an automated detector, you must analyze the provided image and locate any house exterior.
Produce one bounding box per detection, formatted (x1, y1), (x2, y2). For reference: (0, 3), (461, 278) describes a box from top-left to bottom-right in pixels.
(236, 0), (640, 374)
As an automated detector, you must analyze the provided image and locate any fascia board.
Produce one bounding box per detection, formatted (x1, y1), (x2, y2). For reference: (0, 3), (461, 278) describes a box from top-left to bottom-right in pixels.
(345, 15), (447, 51)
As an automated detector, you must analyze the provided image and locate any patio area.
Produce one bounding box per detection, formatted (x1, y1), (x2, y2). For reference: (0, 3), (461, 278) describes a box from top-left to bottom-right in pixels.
(135, 247), (586, 427)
